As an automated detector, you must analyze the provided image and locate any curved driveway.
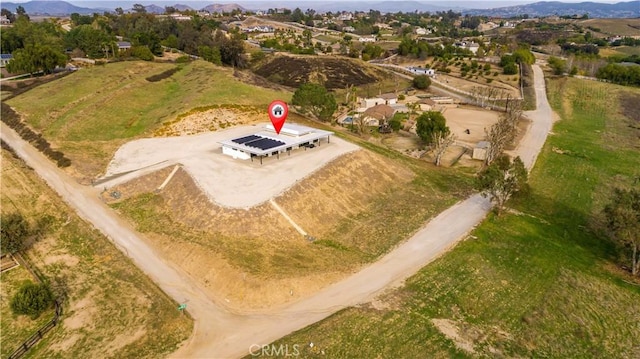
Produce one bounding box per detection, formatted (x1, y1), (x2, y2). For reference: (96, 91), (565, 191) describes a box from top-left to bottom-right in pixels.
(1, 65), (553, 358)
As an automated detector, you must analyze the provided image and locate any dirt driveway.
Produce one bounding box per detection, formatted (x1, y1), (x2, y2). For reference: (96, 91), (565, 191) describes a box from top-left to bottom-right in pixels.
(1, 65), (555, 359)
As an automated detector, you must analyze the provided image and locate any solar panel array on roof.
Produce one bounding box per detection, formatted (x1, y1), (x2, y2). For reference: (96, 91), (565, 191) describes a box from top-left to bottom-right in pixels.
(232, 135), (261, 144)
(246, 138), (285, 151)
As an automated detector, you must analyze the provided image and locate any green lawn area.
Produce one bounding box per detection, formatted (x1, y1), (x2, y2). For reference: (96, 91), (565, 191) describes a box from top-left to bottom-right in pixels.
(614, 46), (640, 56)
(7, 60), (288, 141)
(251, 78), (640, 357)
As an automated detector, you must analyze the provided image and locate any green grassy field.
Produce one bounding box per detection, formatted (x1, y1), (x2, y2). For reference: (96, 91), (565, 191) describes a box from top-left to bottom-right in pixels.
(1, 149), (193, 359)
(580, 18), (640, 37)
(251, 78), (640, 357)
(5, 60), (289, 176)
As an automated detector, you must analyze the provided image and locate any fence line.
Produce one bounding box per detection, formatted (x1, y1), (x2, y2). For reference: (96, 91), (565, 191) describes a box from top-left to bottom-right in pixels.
(7, 254), (63, 359)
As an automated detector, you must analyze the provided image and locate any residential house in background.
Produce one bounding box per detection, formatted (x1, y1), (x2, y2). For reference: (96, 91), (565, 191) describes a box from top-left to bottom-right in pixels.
(337, 12), (353, 21)
(407, 67), (436, 76)
(360, 96), (384, 109)
(379, 93), (397, 105)
(418, 98), (436, 111)
(361, 104), (396, 127)
(359, 35), (376, 43)
(0, 54), (13, 67)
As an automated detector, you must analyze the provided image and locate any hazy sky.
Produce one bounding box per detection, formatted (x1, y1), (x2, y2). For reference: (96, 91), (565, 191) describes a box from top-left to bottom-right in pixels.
(6, 0), (626, 9)
(6, 0), (625, 2)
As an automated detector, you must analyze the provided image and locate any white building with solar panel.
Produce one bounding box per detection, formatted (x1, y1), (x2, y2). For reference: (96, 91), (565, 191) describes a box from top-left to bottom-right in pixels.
(219, 123), (334, 164)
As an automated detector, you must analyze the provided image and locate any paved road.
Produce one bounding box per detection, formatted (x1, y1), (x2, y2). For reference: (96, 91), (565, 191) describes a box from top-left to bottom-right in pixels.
(1, 65), (554, 358)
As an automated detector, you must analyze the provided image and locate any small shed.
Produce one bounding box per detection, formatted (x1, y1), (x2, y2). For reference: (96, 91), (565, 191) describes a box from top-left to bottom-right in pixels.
(472, 141), (490, 161)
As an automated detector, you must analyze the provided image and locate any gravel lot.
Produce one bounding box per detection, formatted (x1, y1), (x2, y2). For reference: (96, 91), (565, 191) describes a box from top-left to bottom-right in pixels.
(98, 123), (359, 208)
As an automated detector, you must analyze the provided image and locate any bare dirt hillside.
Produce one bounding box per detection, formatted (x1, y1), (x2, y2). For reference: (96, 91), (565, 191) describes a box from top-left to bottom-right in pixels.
(104, 150), (415, 309)
(253, 54), (391, 89)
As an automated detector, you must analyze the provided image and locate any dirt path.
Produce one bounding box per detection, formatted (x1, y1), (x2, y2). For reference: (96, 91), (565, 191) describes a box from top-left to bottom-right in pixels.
(1, 64), (554, 358)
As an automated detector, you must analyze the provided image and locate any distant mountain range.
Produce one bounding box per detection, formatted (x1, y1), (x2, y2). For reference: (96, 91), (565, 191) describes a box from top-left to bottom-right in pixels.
(0, 1), (638, 18)
(1, 1), (108, 15)
(0, 1), (245, 15)
(465, 1), (640, 17)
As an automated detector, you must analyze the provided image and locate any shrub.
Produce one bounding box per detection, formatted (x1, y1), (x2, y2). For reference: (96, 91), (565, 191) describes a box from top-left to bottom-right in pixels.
(131, 46), (154, 61)
(175, 55), (190, 63)
(10, 282), (54, 319)
(503, 63), (518, 75)
(0, 212), (29, 254)
(389, 117), (402, 131)
(413, 75), (431, 89)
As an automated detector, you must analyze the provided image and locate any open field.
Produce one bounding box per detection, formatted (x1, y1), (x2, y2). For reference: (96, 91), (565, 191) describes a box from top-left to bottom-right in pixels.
(5, 60), (289, 179)
(0, 148), (192, 358)
(579, 18), (640, 37)
(599, 46), (640, 57)
(255, 78), (640, 357)
(441, 105), (501, 146)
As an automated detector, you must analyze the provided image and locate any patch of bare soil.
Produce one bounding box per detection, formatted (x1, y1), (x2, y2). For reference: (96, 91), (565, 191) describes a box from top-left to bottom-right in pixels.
(105, 150), (415, 309)
(619, 93), (640, 124)
(431, 318), (513, 356)
(275, 150), (414, 242)
(154, 106), (264, 137)
(1, 150), (191, 358)
(382, 133), (426, 159)
(253, 54), (390, 89)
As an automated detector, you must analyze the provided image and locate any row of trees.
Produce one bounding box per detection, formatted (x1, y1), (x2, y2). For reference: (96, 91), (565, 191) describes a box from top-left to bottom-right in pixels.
(596, 63), (640, 86)
(499, 48), (534, 75)
(398, 37), (474, 60)
(0, 7), (248, 74)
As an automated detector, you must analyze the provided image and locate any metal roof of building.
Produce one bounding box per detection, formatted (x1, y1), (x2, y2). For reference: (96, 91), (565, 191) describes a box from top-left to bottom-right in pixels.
(220, 123), (333, 157)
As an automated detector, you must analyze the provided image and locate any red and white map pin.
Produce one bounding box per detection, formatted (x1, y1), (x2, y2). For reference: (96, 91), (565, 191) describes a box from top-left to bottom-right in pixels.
(268, 100), (288, 135)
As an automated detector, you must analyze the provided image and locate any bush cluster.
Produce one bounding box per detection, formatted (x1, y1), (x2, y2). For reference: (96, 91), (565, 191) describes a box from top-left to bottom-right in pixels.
(1, 103), (71, 167)
(10, 282), (54, 319)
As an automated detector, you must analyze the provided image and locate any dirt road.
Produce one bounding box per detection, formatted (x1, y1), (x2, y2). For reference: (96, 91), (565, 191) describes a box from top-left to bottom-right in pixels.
(1, 65), (554, 358)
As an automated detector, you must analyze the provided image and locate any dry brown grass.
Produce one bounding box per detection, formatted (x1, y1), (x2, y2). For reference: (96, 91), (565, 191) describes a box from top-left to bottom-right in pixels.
(0, 149), (192, 359)
(107, 150), (420, 309)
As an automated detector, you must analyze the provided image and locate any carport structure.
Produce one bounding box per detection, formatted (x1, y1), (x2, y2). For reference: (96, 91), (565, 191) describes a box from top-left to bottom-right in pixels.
(219, 123), (333, 164)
